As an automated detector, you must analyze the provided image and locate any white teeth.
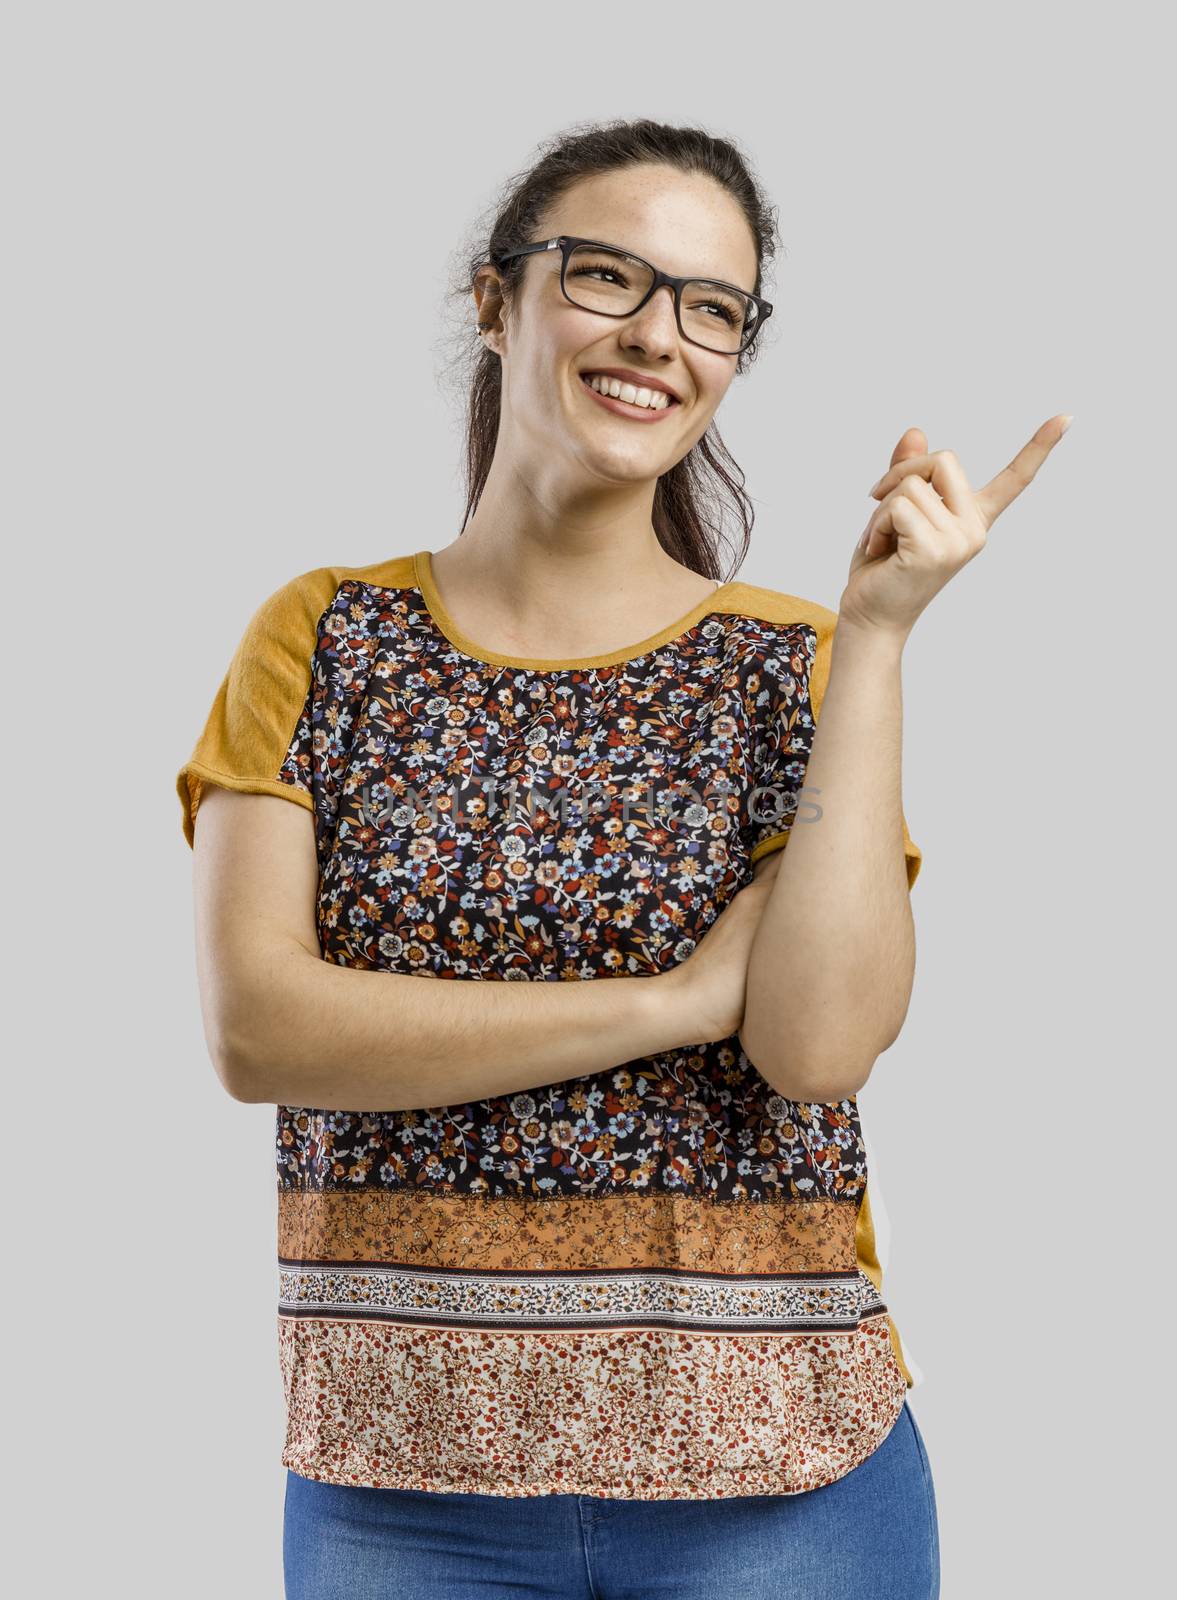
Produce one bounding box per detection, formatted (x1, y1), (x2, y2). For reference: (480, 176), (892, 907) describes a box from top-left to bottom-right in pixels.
(583, 374), (671, 411)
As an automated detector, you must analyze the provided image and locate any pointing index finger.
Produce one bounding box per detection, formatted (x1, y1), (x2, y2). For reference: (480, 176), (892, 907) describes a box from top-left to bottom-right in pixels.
(974, 414), (1074, 529)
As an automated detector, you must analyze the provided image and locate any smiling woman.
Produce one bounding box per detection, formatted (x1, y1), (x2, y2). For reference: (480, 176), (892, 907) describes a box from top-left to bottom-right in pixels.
(178, 116), (941, 1600)
(456, 137), (777, 588)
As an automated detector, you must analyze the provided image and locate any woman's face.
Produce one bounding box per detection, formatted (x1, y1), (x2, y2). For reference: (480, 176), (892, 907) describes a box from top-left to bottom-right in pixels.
(477, 165), (761, 493)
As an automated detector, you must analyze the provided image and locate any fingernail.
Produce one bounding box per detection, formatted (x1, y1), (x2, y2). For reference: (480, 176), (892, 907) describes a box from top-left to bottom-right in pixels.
(858, 519), (872, 550)
(1059, 414), (1075, 434)
(868, 477), (883, 495)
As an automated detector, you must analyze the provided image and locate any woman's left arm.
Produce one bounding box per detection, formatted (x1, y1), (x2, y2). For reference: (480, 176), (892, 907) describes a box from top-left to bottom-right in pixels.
(739, 413), (1075, 1102)
(739, 617), (914, 1103)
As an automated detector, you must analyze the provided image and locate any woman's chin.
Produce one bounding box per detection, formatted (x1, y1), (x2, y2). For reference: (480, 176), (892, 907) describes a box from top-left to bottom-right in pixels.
(573, 432), (671, 481)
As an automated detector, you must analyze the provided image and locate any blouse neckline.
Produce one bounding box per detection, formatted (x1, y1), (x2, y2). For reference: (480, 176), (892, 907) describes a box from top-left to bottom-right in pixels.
(412, 548), (735, 671)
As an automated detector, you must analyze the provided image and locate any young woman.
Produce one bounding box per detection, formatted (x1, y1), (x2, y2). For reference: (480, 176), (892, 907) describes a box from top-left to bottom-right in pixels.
(177, 118), (1068, 1599)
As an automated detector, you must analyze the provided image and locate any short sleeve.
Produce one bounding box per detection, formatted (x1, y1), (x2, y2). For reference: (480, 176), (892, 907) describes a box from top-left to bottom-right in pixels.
(175, 569), (335, 850)
(746, 612), (923, 891)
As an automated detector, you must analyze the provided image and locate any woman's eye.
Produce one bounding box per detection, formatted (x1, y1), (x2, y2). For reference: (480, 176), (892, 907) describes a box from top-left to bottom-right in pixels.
(570, 265), (625, 286)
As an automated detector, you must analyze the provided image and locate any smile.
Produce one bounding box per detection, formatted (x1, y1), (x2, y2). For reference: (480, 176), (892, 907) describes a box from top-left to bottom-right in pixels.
(579, 373), (680, 423)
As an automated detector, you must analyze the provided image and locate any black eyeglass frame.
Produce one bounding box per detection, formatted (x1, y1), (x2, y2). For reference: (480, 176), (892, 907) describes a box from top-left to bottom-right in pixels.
(489, 235), (773, 357)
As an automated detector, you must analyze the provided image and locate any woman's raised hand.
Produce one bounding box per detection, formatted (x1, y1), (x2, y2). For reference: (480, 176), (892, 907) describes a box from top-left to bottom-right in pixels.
(840, 415), (1073, 639)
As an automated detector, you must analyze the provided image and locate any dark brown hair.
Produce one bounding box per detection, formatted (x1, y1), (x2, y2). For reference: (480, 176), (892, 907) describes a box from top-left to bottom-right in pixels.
(444, 118), (783, 583)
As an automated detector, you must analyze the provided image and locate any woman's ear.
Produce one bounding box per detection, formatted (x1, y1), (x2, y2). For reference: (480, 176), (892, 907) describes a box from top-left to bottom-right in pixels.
(472, 265), (507, 356)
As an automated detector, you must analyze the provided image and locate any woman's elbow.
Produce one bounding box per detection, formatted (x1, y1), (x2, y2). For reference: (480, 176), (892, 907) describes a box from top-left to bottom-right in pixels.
(202, 1013), (268, 1102)
(198, 967), (278, 1102)
(196, 932), (315, 1104)
(738, 1027), (877, 1104)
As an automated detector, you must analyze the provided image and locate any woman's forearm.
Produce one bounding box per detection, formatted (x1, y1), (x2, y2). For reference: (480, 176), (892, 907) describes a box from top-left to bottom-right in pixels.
(740, 616), (916, 1101)
(225, 942), (695, 1111)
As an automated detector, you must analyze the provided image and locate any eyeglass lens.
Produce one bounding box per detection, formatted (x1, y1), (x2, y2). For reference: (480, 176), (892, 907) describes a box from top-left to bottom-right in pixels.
(563, 243), (758, 354)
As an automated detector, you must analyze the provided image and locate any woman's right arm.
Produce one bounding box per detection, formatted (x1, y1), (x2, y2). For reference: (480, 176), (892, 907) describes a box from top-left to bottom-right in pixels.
(191, 786), (776, 1111)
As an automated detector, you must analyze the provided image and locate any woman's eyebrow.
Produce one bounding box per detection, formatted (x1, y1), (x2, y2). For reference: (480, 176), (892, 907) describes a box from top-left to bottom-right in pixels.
(603, 239), (752, 290)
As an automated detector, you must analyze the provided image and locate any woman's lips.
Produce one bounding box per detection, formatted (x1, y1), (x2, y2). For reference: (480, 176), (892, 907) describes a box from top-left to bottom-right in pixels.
(579, 374), (681, 423)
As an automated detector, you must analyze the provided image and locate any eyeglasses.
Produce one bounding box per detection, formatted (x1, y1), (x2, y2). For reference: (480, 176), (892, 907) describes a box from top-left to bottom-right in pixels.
(489, 235), (773, 357)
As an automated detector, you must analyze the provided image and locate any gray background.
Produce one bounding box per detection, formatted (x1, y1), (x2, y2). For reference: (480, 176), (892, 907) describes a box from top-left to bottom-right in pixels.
(8, 1), (1171, 1593)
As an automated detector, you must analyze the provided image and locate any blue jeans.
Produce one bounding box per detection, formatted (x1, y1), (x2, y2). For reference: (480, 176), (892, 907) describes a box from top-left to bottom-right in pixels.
(283, 1398), (940, 1598)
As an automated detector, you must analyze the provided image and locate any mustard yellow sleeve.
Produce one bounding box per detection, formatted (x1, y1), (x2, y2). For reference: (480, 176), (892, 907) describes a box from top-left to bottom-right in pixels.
(856, 1183), (916, 1389)
(748, 610), (923, 891)
(175, 568), (336, 850)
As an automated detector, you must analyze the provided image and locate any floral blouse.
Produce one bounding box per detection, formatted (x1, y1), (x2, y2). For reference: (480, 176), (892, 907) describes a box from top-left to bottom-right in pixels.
(176, 548), (923, 1500)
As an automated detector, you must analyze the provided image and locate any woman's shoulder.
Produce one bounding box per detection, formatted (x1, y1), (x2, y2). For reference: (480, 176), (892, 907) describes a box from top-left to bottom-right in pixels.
(717, 578), (839, 640)
(264, 551), (418, 614)
(241, 553), (420, 647)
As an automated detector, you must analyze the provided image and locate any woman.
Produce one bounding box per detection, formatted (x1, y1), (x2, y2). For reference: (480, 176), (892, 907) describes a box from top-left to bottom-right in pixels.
(177, 118), (1069, 1598)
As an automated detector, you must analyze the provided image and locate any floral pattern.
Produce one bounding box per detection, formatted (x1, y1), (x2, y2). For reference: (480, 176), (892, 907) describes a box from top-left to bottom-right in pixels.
(277, 576), (816, 975)
(213, 560), (913, 1497)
